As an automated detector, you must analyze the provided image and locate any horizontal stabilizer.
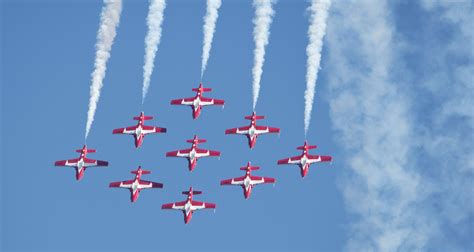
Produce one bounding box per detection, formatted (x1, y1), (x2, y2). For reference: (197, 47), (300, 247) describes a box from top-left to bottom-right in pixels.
(240, 166), (260, 171)
(187, 138), (206, 143)
(134, 116), (153, 120)
(182, 190), (202, 195)
(131, 170), (151, 175)
(297, 145), (317, 150)
(76, 149), (95, 153)
(245, 115), (264, 120)
(192, 87), (212, 92)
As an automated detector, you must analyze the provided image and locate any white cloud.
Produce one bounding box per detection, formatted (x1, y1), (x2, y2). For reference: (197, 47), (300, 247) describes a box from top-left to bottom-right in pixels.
(327, 0), (473, 250)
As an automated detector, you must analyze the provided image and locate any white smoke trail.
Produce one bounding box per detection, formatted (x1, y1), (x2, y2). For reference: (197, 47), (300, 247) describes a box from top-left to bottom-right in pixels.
(85, 0), (122, 139)
(252, 0), (275, 111)
(142, 0), (166, 103)
(201, 0), (222, 79)
(304, 0), (331, 135)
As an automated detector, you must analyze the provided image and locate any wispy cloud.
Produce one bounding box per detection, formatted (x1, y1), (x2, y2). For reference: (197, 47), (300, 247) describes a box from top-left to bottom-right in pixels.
(252, 0), (275, 111)
(304, 0), (331, 135)
(201, 0), (222, 79)
(414, 0), (474, 250)
(85, 0), (122, 139)
(327, 0), (473, 250)
(327, 0), (429, 250)
(142, 0), (166, 103)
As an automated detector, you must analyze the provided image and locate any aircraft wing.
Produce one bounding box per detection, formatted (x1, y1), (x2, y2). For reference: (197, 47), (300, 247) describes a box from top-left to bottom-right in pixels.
(171, 97), (194, 106)
(250, 175), (275, 185)
(225, 126), (250, 135)
(255, 125), (280, 134)
(83, 158), (108, 167)
(195, 148), (220, 158)
(220, 176), (245, 185)
(277, 155), (302, 165)
(162, 201), (186, 210)
(113, 126), (137, 134)
(142, 125), (167, 134)
(308, 155), (332, 163)
(109, 180), (133, 188)
(166, 149), (192, 158)
(55, 158), (80, 167)
(191, 201), (216, 210)
(200, 97), (225, 106)
(138, 180), (163, 189)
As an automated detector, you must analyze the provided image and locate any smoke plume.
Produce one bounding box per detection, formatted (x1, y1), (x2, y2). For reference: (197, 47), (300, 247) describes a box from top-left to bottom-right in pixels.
(201, 0), (222, 79)
(252, 0), (275, 110)
(304, 0), (331, 135)
(85, 0), (122, 139)
(142, 0), (166, 103)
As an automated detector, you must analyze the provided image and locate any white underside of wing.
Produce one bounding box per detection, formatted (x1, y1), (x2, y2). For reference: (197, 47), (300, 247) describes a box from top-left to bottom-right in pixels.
(231, 179), (244, 185)
(137, 182), (153, 189)
(255, 128), (269, 134)
(195, 151), (210, 158)
(236, 128), (249, 134)
(177, 151), (191, 157)
(191, 203), (206, 211)
(119, 182), (133, 188)
(172, 203), (186, 210)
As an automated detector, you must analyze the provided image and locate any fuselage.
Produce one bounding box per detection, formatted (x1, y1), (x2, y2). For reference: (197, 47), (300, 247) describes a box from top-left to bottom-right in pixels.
(133, 118), (146, 148)
(75, 150), (88, 180)
(242, 171), (254, 199)
(183, 195), (194, 224)
(130, 173), (143, 202)
(191, 92), (203, 119)
(188, 143), (198, 171)
(247, 119), (258, 149)
(298, 149), (313, 177)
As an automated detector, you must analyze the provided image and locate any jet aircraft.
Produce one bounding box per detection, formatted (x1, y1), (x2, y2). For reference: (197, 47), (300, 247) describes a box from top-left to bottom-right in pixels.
(170, 83), (224, 119)
(162, 187), (216, 224)
(225, 112), (280, 149)
(54, 145), (108, 180)
(220, 162), (275, 199)
(277, 141), (332, 177)
(166, 135), (220, 171)
(109, 166), (163, 202)
(112, 112), (167, 148)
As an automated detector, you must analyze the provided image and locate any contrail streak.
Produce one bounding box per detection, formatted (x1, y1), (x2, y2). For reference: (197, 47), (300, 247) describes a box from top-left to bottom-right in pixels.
(142, 0), (166, 103)
(304, 0), (331, 135)
(85, 0), (122, 139)
(201, 0), (222, 79)
(252, 0), (275, 111)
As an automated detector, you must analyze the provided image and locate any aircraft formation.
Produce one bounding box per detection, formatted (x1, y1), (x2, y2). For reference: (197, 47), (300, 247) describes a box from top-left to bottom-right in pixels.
(55, 83), (333, 224)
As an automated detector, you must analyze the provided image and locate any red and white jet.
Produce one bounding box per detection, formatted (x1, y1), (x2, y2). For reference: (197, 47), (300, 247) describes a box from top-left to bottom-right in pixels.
(109, 166), (163, 202)
(54, 145), (108, 180)
(225, 112), (280, 149)
(277, 141), (332, 178)
(170, 83), (224, 119)
(112, 112), (167, 148)
(161, 187), (216, 224)
(220, 162), (275, 199)
(166, 135), (220, 172)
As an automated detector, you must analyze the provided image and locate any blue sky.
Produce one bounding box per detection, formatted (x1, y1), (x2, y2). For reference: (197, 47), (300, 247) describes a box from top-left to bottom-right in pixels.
(1, 0), (472, 251)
